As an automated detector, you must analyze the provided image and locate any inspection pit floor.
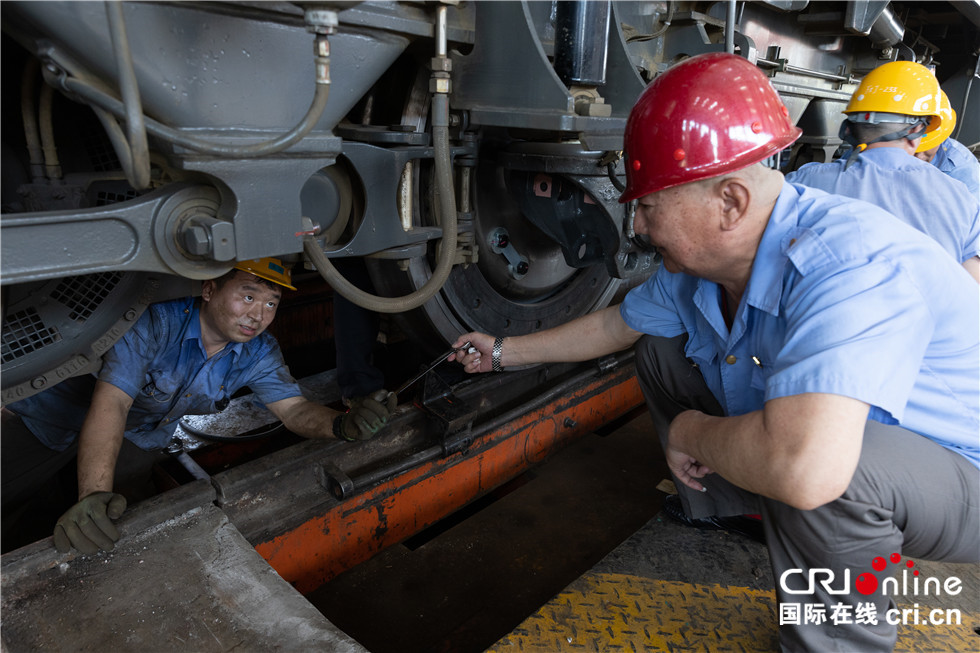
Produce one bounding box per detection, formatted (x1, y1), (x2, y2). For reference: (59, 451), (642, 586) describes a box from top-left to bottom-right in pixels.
(311, 411), (980, 653)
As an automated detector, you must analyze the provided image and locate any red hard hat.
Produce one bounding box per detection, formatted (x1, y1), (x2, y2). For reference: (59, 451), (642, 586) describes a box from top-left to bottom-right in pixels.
(620, 52), (802, 202)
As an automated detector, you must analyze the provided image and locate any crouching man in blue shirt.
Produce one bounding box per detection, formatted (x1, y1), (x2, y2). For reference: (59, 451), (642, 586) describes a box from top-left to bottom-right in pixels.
(452, 53), (979, 652)
(2, 257), (395, 555)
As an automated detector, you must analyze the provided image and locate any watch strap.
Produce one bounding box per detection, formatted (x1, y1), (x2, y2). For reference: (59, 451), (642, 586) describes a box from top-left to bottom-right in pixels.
(491, 336), (504, 372)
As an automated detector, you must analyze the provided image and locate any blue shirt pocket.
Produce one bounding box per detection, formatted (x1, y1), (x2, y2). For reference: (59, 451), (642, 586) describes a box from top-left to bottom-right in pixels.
(750, 363), (768, 391)
(139, 369), (179, 404)
(684, 333), (718, 369)
(182, 393), (230, 416)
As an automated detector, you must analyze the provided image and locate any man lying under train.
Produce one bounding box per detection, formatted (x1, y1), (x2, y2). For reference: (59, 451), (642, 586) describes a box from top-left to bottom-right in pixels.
(1, 257), (396, 555)
(451, 53), (979, 653)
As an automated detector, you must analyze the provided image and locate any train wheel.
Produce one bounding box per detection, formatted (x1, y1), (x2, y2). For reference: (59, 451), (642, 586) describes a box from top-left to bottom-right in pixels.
(366, 140), (623, 357)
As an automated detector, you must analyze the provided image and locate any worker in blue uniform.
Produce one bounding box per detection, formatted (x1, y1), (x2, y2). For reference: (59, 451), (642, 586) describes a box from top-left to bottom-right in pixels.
(786, 61), (980, 282)
(2, 258), (395, 555)
(912, 90), (980, 199)
(452, 53), (979, 653)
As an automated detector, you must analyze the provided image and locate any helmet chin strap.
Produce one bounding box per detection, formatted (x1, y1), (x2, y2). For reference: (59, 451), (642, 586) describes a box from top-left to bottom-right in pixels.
(840, 118), (927, 170)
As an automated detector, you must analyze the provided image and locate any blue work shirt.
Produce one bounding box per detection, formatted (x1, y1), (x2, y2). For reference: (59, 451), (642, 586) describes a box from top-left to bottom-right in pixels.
(621, 182), (980, 467)
(786, 147), (980, 264)
(930, 138), (980, 200)
(10, 297), (302, 451)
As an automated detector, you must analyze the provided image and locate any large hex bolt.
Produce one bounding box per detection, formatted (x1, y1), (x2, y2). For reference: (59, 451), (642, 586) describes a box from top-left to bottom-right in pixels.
(179, 215), (236, 261)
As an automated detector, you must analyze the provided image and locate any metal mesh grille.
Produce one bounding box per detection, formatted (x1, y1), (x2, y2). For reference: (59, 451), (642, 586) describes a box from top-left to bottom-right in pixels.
(49, 272), (122, 322)
(1, 308), (61, 363)
(95, 189), (140, 206)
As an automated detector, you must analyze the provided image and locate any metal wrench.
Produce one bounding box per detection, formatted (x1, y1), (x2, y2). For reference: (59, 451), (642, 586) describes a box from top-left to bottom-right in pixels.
(391, 341), (478, 398)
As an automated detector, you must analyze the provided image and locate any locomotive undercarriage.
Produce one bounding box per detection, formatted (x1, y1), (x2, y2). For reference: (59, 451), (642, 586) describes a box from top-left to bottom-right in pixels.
(4, 0), (976, 404)
(2, 2), (979, 648)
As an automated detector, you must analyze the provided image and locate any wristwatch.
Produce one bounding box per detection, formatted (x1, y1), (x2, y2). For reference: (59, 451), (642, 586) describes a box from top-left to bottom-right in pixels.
(491, 336), (504, 372)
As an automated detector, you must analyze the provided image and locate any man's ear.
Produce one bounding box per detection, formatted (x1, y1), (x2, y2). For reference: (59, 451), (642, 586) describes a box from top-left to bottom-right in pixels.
(718, 177), (751, 231)
(201, 279), (215, 302)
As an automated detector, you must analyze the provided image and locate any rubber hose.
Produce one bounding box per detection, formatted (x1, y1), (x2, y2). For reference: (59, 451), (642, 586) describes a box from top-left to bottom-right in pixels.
(303, 93), (458, 313)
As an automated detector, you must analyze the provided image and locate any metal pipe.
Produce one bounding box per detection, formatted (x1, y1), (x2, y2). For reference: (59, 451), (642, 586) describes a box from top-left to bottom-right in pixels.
(38, 84), (62, 180)
(56, 73), (330, 159)
(105, 0), (151, 189)
(435, 4), (447, 58)
(725, 0), (736, 54)
(20, 58), (45, 182)
(554, 0), (610, 86)
(869, 6), (904, 48)
(756, 58), (857, 83)
(174, 451), (211, 482)
(626, 2), (674, 42)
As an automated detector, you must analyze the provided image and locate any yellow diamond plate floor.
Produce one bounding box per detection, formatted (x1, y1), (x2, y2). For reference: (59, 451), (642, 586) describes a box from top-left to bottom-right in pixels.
(491, 574), (779, 652)
(488, 512), (980, 653)
(489, 572), (979, 652)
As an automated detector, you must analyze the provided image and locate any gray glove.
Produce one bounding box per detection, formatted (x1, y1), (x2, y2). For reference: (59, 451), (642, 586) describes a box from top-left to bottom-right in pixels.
(53, 491), (127, 554)
(336, 390), (397, 441)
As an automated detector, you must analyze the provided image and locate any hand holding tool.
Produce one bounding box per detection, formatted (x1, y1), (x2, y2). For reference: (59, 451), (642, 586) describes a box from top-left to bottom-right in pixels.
(392, 341), (477, 398)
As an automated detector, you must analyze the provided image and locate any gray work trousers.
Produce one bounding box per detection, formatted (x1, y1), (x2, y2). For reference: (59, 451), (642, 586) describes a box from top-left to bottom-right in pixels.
(635, 334), (980, 653)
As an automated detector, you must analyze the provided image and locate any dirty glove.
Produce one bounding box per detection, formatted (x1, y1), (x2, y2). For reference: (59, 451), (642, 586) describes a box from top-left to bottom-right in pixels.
(334, 390), (397, 441)
(52, 492), (127, 555)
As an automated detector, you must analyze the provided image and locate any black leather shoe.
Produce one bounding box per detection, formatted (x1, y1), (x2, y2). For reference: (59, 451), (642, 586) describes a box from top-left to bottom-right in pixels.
(661, 494), (766, 544)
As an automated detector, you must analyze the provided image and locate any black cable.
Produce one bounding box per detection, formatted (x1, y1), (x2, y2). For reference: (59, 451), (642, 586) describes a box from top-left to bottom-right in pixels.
(606, 162), (625, 192)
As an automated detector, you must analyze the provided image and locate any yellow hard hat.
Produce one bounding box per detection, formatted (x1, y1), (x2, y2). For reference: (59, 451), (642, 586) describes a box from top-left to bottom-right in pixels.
(844, 60), (943, 134)
(234, 257), (296, 290)
(916, 90), (956, 153)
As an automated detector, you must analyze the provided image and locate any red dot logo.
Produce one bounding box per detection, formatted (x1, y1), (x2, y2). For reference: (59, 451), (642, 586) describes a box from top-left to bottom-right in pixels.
(857, 553), (919, 594)
(855, 573), (879, 595)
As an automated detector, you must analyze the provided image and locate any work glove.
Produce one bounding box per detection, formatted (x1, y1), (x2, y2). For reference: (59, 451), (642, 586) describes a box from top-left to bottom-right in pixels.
(335, 390), (397, 441)
(52, 492), (127, 555)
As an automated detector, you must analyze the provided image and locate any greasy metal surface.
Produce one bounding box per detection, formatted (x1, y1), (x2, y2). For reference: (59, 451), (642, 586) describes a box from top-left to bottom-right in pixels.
(489, 507), (980, 652)
(254, 365), (644, 594)
(208, 360), (598, 541)
(0, 481), (366, 652)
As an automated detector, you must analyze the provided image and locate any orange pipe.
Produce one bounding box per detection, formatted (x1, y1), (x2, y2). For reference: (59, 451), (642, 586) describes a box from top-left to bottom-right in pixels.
(255, 370), (643, 594)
